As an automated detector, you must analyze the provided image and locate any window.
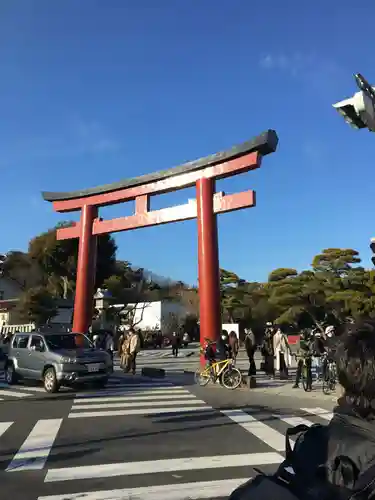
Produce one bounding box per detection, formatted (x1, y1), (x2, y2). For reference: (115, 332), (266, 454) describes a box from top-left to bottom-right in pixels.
(44, 334), (92, 350)
(13, 335), (29, 349)
(30, 336), (45, 352)
(0, 290), (4, 300)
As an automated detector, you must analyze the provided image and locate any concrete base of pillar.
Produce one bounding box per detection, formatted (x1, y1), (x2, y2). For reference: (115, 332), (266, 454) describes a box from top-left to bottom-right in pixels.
(141, 367), (166, 378)
(248, 376), (257, 388)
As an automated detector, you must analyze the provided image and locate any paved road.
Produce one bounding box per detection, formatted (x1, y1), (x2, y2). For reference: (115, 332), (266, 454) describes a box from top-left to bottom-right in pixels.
(0, 357), (336, 500)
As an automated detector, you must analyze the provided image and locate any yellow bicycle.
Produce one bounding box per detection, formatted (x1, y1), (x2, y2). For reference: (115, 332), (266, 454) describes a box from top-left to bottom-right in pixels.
(194, 358), (242, 390)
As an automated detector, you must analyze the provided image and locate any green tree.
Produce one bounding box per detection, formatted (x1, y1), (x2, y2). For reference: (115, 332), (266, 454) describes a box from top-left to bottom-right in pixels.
(268, 270), (326, 329)
(312, 248), (361, 276)
(0, 251), (41, 290)
(220, 269), (247, 323)
(17, 287), (58, 325)
(28, 223), (117, 297)
(268, 268), (298, 282)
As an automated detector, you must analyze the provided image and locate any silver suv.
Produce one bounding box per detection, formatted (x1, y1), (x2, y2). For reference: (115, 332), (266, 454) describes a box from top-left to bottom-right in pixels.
(4, 332), (112, 393)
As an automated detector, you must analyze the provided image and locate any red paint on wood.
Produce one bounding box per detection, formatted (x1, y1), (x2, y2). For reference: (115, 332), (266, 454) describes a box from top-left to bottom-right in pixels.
(52, 152), (260, 213)
(135, 195), (149, 214)
(287, 335), (299, 345)
(56, 190), (256, 240)
(72, 205), (98, 338)
(196, 177), (221, 367)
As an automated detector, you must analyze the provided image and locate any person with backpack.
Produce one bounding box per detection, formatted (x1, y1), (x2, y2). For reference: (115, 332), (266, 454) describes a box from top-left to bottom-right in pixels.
(228, 320), (375, 500)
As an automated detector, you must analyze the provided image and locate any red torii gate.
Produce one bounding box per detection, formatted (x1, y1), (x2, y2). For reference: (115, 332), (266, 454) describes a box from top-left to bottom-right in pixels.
(42, 130), (278, 349)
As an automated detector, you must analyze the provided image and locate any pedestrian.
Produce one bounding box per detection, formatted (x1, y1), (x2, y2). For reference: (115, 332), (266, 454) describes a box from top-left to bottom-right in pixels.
(244, 328), (257, 376)
(93, 333), (100, 349)
(228, 330), (239, 361)
(120, 334), (130, 372)
(105, 332), (114, 362)
(128, 328), (141, 375)
(261, 325), (275, 378)
(293, 329), (313, 390)
(273, 327), (292, 379)
(171, 332), (180, 357)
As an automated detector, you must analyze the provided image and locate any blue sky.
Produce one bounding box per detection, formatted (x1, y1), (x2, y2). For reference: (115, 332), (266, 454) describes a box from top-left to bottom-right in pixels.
(1, 1), (375, 285)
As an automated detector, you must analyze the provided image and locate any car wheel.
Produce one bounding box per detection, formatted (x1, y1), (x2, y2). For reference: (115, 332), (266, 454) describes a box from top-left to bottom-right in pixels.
(5, 363), (17, 385)
(43, 368), (59, 393)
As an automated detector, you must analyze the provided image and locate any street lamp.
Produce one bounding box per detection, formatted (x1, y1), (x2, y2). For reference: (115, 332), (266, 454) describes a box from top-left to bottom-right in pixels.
(333, 73), (375, 131)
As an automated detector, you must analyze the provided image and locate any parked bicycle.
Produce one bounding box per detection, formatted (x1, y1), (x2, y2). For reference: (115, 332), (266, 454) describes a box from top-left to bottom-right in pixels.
(195, 357), (242, 390)
(294, 354), (313, 392)
(322, 353), (337, 395)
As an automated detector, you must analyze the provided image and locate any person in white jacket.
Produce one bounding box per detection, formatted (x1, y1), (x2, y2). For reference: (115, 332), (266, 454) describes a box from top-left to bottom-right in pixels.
(273, 328), (292, 379)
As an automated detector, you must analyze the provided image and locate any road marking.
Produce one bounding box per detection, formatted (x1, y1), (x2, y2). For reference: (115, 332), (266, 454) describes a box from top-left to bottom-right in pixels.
(74, 388), (188, 400)
(275, 415), (315, 427)
(75, 384), (175, 397)
(44, 452), (282, 482)
(6, 418), (63, 472)
(71, 399), (207, 410)
(3, 386), (47, 393)
(0, 383), (47, 392)
(0, 421), (13, 437)
(301, 407), (333, 421)
(221, 409), (286, 452)
(0, 389), (33, 398)
(72, 392), (192, 403)
(68, 405), (214, 418)
(39, 478), (249, 499)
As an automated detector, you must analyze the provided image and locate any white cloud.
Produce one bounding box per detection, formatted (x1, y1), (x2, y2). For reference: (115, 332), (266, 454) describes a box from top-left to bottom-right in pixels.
(258, 52), (345, 90)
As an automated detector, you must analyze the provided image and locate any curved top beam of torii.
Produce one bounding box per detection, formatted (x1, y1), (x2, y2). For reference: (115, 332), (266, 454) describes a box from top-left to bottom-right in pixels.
(42, 129), (278, 210)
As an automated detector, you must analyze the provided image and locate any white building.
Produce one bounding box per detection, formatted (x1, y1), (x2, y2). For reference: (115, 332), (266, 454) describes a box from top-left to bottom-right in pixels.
(122, 300), (188, 335)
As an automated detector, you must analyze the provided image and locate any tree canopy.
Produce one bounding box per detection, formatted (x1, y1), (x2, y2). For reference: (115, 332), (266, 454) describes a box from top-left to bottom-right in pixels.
(3, 224), (192, 324)
(219, 248), (375, 333)
(5, 223), (371, 334)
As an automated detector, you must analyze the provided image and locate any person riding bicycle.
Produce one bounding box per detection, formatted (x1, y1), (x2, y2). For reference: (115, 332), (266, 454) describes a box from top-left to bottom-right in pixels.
(203, 333), (230, 366)
(293, 329), (313, 390)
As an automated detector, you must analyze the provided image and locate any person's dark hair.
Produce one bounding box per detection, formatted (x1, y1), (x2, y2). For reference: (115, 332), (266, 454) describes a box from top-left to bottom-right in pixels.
(336, 321), (375, 410)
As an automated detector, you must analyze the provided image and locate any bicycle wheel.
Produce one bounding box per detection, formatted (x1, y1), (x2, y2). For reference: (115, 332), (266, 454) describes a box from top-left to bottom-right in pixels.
(194, 367), (211, 386)
(301, 365), (309, 392)
(329, 365), (337, 392)
(221, 367), (242, 389)
(322, 367), (332, 395)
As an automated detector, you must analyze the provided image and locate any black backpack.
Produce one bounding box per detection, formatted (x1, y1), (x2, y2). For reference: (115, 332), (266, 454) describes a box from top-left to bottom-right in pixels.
(228, 424), (375, 500)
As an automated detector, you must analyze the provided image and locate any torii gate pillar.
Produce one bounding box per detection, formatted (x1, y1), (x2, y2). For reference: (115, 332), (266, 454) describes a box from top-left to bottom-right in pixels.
(196, 177), (221, 346)
(42, 130), (279, 356)
(73, 205), (98, 334)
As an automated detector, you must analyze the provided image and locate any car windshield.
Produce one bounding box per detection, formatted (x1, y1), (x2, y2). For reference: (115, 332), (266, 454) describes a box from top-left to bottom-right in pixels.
(45, 334), (93, 350)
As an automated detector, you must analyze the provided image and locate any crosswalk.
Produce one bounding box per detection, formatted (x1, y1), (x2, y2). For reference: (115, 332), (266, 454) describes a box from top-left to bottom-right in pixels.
(0, 373), (152, 400)
(68, 380), (210, 419)
(0, 374), (334, 500)
(0, 376), (54, 400)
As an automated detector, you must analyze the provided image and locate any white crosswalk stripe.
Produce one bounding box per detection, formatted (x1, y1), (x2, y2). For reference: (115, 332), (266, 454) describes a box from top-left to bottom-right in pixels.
(0, 405), (334, 499)
(68, 381), (213, 419)
(0, 373), (135, 400)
